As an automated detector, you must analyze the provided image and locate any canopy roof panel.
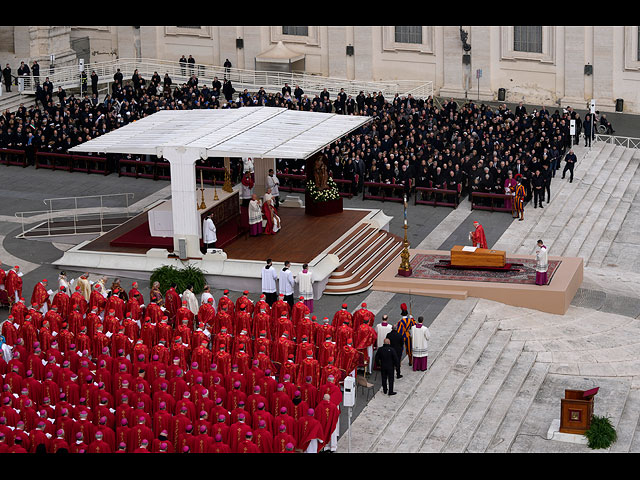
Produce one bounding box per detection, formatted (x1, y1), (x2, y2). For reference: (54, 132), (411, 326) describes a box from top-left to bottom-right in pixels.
(69, 107), (371, 160)
(255, 41), (305, 64)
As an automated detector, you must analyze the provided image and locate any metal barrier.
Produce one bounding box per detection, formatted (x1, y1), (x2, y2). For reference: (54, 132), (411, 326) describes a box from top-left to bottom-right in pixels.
(15, 193), (136, 238)
(18, 57), (433, 101)
(470, 192), (513, 213)
(362, 182), (406, 202)
(594, 135), (640, 149)
(414, 186), (459, 209)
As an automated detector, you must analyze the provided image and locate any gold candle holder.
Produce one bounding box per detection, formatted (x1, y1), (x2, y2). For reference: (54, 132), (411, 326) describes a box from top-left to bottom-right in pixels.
(198, 187), (206, 210)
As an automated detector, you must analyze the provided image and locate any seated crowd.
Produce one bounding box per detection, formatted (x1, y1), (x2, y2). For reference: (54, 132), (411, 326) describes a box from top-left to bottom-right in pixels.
(0, 267), (384, 453)
(0, 68), (584, 210)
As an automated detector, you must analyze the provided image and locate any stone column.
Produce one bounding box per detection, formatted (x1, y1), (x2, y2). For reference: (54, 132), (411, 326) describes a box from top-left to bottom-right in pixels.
(561, 26), (586, 107)
(328, 26), (347, 79)
(353, 26), (372, 82)
(593, 26), (615, 110)
(254, 157), (276, 197)
(438, 26), (466, 98)
(163, 146), (202, 259)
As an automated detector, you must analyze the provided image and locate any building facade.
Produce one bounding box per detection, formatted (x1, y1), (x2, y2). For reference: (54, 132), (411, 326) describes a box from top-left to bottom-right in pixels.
(1, 26), (639, 113)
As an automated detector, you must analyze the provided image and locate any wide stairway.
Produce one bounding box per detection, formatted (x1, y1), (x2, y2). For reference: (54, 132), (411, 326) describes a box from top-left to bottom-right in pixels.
(340, 297), (640, 453)
(323, 223), (404, 295)
(493, 141), (640, 266)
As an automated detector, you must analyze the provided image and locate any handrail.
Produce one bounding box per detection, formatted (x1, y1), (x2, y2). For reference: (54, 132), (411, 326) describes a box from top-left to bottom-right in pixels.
(18, 57), (433, 100)
(594, 134), (640, 149)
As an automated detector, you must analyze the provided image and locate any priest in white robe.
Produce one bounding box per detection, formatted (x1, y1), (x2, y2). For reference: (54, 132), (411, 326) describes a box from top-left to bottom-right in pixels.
(410, 316), (430, 371)
(200, 285), (216, 311)
(203, 214), (217, 251)
(182, 285), (199, 316)
(535, 239), (549, 285)
(375, 314), (393, 349)
(261, 258), (278, 306)
(295, 263), (314, 313)
(248, 194), (263, 236)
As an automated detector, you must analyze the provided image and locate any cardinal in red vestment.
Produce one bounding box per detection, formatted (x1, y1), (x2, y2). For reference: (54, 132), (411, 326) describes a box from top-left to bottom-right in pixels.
(470, 221), (488, 249)
(332, 304), (352, 328)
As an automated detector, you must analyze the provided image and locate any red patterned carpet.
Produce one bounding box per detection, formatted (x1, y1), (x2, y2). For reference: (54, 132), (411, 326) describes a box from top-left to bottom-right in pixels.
(402, 253), (561, 285)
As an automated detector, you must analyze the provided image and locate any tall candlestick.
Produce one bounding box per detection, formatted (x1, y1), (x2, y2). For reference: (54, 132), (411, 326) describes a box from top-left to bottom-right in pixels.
(200, 170), (204, 190)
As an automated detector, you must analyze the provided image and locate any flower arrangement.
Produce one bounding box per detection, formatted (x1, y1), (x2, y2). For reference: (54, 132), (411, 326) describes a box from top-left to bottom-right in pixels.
(306, 178), (340, 202)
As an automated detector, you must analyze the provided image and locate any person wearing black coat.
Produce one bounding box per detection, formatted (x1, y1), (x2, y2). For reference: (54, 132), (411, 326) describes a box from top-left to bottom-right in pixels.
(374, 338), (400, 395)
(385, 321), (404, 379)
(531, 169), (545, 208)
(222, 79), (235, 102)
(2, 64), (11, 92)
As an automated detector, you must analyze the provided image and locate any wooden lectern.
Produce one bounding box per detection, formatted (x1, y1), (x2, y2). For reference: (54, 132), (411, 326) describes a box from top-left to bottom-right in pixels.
(559, 387), (599, 434)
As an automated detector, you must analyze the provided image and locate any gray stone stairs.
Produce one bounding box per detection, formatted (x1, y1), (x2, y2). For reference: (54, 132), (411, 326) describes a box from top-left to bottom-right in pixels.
(0, 91), (35, 112)
(495, 142), (640, 272)
(340, 295), (640, 453)
(588, 150), (640, 268)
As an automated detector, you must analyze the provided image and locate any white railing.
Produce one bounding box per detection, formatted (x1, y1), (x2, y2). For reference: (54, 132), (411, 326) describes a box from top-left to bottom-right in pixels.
(17, 57), (433, 101)
(595, 134), (640, 149)
(15, 193), (136, 237)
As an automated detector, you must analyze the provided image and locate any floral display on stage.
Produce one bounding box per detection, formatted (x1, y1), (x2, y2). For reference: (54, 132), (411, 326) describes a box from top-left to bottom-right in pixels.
(306, 177), (340, 202)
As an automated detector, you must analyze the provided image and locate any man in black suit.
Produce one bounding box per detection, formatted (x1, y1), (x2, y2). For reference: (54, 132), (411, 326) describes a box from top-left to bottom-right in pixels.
(374, 338), (400, 396)
(385, 320), (404, 380)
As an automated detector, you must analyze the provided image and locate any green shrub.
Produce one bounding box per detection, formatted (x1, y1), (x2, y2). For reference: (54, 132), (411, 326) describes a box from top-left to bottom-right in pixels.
(584, 415), (617, 449)
(150, 264), (207, 295)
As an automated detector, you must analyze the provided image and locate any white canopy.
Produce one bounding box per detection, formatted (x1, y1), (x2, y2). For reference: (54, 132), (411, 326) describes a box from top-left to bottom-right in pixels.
(69, 107), (371, 159)
(255, 41), (305, 64)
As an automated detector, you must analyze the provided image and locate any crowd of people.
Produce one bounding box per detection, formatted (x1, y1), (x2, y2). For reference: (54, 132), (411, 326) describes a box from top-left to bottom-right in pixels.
(0, 62), (615, 213)
(0, 264), (413, 453)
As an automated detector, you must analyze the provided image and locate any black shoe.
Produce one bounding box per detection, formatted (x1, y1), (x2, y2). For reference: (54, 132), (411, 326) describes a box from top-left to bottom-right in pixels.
(540, 205), (544, 208)
(534, 206), (537, 209)
(397, 374), (403, 379)
(570, 180), (573, 183)
(389, 392), (397, 396)
(382, 390), (388, 395)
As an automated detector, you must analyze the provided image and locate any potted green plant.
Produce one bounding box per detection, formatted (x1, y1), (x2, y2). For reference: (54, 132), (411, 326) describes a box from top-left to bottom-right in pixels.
(584, 415), (617, 449)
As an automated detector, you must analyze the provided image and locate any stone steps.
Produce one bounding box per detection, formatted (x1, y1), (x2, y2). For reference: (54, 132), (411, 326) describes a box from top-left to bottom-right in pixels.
(576, 152), (640, 263)
(483, 361), (550, 453)
(416, 329), (513, 453)
(367, 300), (485, 452)
(390, 319), (500, 452)
(560, 146), (635, 257)
(493, 143), (603, 254)
(611, 388), (640, 452)
(542, 143), (625, 255)
(440, 339), (526, 453)
(465, 354), (545, 452)
(514, 142), (619, 256)
(588, 151), (640, 268)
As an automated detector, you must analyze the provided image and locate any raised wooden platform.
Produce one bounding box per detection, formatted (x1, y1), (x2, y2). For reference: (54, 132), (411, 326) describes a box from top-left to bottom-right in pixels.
(372, 248), (583, 315)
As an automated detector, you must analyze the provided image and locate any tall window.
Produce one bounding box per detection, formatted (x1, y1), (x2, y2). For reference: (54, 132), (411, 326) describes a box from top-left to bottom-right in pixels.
(395, 26), (422, 44)
(514, 26), (543, 53)
(282, 26), (308, 36)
